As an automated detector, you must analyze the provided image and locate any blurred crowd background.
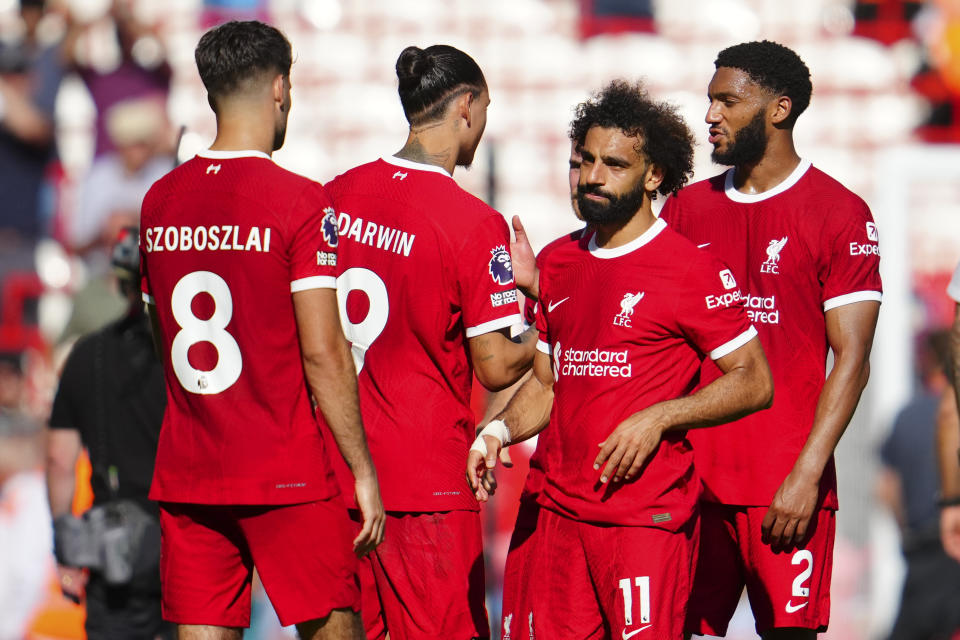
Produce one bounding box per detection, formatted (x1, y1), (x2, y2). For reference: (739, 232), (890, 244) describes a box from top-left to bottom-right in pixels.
(1, 0), (959, 638)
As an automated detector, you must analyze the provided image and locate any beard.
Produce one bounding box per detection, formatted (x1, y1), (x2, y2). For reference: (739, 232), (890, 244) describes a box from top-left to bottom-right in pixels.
(273, 122), (287, 151)
(711, 108), (768, 166)
(576, 180), (647, 227)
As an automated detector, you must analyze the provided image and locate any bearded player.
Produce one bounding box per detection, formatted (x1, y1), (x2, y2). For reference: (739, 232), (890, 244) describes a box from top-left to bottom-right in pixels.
(494, 141), (586, 640)
(468, 80), (773, 639)
(657, 41), (882, 638)
(139, 21), (383, 639)
(324, 45), (537, 640)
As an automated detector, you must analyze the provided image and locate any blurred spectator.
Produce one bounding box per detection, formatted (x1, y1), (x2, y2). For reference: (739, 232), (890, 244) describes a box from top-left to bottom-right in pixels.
(0, 352), (25, 411)
(877, 330), (960, 638)
(62, 0), (171, 159)
(0, 0), (65, 267)
(45, 227), (170, 640)
(941, 264), (960, 563)
(0, 407), (52, 640)
(60, 97), (173, 341)
(69, 97), (172, 261)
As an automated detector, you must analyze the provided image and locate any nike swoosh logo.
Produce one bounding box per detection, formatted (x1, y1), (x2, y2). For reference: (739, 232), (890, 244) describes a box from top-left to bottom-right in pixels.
(697, 242), (711, 248)
(547, 297), (570, 312)
(785, 600), (808, 613)
(622, 625), (652, 639)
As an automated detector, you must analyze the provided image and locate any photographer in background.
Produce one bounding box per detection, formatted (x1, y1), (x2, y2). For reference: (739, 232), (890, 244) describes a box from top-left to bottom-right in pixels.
(45, 227), (170, 640)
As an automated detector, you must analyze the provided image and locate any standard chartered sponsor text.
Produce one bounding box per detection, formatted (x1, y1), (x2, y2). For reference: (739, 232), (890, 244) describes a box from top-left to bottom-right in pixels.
(558, 346), (632, 377)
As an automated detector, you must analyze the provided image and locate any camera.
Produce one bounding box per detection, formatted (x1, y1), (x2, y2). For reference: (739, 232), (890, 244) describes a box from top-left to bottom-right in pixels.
(53, 500), (153, 585)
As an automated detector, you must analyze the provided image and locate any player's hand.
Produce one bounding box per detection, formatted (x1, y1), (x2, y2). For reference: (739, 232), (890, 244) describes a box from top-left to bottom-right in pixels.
(594, 407), (667, 484)
(941, 504), (960, 562)
(762, 469), (819, 550)
(510, 216), (538, 300)
(467, 435), (503, 502)
(56, 565), (87, 604)
(352, 473), (385, 558)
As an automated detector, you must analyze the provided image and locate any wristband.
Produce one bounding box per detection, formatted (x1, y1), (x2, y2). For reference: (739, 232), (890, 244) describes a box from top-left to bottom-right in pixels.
(938, 495), (960, 508)
(469, 419), (511, 457)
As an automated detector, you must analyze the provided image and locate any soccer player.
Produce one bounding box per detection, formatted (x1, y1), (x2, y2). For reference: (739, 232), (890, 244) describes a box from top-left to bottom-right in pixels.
(324, 45), (537, 639)
(139, 21), (383, 640)
(657, 41), (883, 638)
(496, 141), (585, 639)
(468, 80), (773, 639)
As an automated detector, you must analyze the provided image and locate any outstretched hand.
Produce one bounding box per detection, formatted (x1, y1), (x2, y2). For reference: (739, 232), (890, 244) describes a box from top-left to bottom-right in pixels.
(510, 216), (538, 300)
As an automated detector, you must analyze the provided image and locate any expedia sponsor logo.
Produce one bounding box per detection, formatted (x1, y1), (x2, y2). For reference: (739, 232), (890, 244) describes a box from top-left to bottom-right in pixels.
(705, 290), (744, 309)
(866, 222), (879, 241)
(849, 242), (880, 256)
(555, 345), (631, 378)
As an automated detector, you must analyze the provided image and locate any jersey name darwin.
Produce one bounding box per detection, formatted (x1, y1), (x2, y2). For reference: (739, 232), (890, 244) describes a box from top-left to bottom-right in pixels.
(336, 211), (415, 257)
(144, 225), (272, 254)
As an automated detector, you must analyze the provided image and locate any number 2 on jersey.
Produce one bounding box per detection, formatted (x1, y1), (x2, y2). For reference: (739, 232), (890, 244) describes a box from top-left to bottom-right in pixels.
(169, 271), (242, 395)
(336, 267), (389, 372)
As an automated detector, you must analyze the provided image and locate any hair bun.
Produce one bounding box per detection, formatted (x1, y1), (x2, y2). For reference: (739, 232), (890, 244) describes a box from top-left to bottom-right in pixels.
(396, 46), (431, 90)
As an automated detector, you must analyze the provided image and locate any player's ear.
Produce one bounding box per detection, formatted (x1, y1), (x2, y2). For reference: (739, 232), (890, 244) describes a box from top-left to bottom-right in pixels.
(644, 163), (664, 194)
(770, 95), (792, 126)
(272, 74), (285, 108)
(456, 91), (473, 127)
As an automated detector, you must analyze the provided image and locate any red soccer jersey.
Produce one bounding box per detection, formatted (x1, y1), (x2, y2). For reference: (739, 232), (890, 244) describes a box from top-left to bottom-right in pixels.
(659, 160), (883, 508)
(535, 218), (757, 529)
(521, 227), (588, 499)
(140, 149), (341, 505)
(326, 156), (523, 512)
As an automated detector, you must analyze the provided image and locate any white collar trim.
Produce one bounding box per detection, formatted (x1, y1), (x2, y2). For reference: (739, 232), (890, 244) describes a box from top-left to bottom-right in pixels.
(723, 159), (811, 203)
(588, 218), (667, 259)
(197, 149), (272, 161)
(382, 155), (452, 177)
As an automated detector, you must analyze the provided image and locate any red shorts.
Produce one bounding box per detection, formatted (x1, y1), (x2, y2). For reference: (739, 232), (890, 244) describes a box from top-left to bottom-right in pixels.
(685, 502), (835, 635)
(352, 509), (489, 640)
(500, 496), (542, 640)
(159, 500), (360, 627)
(529, 509), (698, 640)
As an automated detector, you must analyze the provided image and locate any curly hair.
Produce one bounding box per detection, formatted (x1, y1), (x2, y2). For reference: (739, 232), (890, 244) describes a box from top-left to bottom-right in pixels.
(569, 80), (694, 197)
(715, 40), (812, 127)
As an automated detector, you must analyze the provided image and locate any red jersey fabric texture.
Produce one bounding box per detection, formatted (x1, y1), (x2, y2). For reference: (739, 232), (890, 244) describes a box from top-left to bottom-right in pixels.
(140, 149), (341, 505)
(326, 156), (522, 512)
(535, 218), (756, 529)
(520, 227), (588, 500)
(659, 160), (883, 508)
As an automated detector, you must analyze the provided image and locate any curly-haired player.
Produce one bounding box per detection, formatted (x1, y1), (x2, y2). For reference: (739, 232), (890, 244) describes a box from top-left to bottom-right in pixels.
(659, 40), (882, 638)
(468, 80), (773, 638)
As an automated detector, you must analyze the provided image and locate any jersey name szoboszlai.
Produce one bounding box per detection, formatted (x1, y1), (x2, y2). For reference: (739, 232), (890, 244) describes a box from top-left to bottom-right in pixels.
(144, 225), (272, 253)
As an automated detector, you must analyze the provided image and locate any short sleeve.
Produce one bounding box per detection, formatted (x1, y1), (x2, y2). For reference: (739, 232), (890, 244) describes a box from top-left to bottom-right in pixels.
(535, 263), (552, 356)
(948, 261), (960, 303)
(675, 254), (757, 360)
(459, 213), (523, 338)
(819, 198), (883, 311)
(289, 182), (338, 293)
